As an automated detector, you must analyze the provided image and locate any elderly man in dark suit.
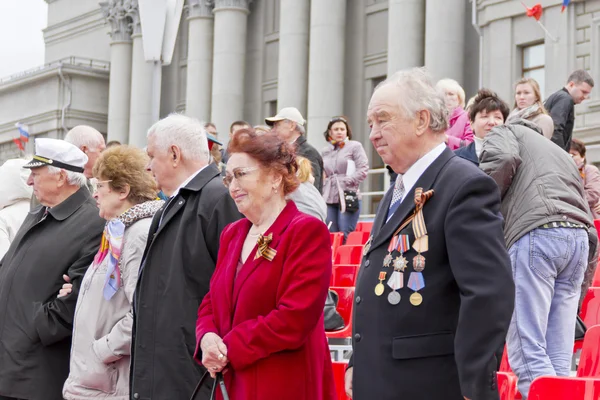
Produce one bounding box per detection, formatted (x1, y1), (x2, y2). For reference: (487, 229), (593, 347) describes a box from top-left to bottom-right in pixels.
(130, 114), (242, 400)
(345, 68), (515, 400)
(0, 138), (104, 400)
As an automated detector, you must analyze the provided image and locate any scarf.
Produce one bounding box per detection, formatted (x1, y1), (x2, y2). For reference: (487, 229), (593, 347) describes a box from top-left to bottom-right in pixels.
(507, 104), (541, 124)
(330, 138), (348, 149)
(93, 199), (164, 300)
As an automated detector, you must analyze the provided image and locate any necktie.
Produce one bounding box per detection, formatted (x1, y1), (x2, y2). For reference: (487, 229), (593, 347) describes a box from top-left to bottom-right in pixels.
(386, 176), (405, 222)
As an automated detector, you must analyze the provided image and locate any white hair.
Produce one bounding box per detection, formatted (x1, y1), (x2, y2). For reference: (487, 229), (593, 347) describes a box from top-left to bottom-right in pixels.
(379, 68), (449, 133)
(436, 78), (466, 108)
(64, 125), (106, 150)
(295, 123), (306, 136)
(147, 114), (210, 162)
(47, 166), (88, 187)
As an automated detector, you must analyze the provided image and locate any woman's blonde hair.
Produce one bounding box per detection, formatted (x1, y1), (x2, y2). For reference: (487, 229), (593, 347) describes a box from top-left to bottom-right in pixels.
(436, 78), (466, 108)
(513, 77), (548, 115)
(296, 156), (313, 184)
(93, 145), (158, 204)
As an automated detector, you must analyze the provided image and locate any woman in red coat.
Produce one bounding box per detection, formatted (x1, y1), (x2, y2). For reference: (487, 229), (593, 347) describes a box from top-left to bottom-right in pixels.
(194, 128), (336, 400)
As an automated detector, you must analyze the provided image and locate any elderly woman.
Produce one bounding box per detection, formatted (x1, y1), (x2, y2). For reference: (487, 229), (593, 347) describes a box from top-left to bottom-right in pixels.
(570, 138), (600, 219)
(437, 78), (474, 150)
(194, 129), (335, 399)
(59, 146), (163, 400)
(0, 158), (32, 258)
(508, 77), (554, 139)
(321, 116), (369, 240)
(455, 89), (510, 165)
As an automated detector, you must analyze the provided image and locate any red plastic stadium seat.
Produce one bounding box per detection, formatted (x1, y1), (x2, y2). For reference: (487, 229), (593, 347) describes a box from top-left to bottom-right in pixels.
(577, 325), (600, 377)
(528, 376), (600, 400)
(331, 232), (344, 260)
(332, 361), (350, 400)
(499, 346), (511, 373)
(497, 372), (517, 400)
(580, 287), (600, 327)
(593, 263), (600, 287)
(346, 231), (370, 246)
(332, 265), (359, 287)
(355, 222), (373, 233)
(326, 286), (354, 339)
(594, 219), (600, 239)
(334, 245), (363, 266)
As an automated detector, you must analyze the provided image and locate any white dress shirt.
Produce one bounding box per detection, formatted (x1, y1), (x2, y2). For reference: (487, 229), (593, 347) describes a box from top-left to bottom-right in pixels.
(395, 142), (446, 205)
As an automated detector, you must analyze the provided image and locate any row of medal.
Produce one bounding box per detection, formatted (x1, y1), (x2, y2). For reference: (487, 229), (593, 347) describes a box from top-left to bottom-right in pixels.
(366, 233), (428, 306)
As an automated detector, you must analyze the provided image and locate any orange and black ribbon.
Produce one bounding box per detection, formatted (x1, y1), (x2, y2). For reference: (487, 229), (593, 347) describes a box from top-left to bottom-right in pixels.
(255, 233), (277, 261)
(392, 188), (435, 237)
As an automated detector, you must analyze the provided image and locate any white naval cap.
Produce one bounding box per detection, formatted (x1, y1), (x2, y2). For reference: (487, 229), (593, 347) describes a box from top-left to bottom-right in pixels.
(23, 138), (88, 173)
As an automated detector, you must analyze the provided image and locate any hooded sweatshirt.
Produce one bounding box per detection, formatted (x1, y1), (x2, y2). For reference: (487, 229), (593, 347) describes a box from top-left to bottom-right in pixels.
(0, 159), (33, 258)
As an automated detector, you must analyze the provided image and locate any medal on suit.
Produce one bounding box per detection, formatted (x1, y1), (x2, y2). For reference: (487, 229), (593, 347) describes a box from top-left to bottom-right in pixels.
(375, 271), (387, 296)
(386, 235), (410, 305)
(383, 235), (399, 268)
(363, 236), (372, 257)
(407, 188), (431, 307)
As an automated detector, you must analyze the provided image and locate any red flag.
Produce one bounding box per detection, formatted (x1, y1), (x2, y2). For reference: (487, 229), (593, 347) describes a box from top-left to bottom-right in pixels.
(526, 3), (543, 21)
(12, 138), (24, 152)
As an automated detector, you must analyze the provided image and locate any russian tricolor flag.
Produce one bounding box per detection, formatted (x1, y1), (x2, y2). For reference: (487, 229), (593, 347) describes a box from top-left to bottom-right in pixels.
(15, 122), (29, 143)
(562, 0), (571, 13)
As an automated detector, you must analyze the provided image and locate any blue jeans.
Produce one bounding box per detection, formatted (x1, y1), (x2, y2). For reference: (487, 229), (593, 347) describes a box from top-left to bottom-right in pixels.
(507, 227), (588, 398)
(327, 201), (361, 241)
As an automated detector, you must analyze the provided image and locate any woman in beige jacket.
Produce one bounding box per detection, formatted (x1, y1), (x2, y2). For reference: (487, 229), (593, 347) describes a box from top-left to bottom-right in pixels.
(59, 145), (163, 400)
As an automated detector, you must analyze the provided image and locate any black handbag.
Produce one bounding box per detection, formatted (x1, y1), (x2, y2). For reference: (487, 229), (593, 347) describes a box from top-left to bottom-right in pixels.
(343, 191), (359, 213)
(575, 315), (587, 341)
(324, 289), (345, 331)
(190, 371), (229, 400)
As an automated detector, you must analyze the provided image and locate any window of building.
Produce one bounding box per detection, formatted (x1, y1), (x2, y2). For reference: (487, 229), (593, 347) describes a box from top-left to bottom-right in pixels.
(522, 43), (545, 96)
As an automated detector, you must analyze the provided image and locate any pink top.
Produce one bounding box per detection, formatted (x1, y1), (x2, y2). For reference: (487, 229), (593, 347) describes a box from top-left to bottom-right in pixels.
(446, 107), (474, 150)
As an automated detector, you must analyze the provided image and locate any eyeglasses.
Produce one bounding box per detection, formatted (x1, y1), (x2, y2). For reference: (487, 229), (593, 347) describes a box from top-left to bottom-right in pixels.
(90, 178), (112, 192)
(222, 167), (259, 188)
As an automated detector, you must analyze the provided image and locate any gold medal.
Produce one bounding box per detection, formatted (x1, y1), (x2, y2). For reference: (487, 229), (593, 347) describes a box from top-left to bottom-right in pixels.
(410, 292), (423, 306)
(375, 271), (387, 296)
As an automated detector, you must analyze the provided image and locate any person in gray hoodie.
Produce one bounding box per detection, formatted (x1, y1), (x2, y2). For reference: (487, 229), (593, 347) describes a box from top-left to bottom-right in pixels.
(479, 92), (597, 398)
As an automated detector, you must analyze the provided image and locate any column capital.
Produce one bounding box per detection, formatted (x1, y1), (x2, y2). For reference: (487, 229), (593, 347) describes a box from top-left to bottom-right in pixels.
(186, 0), (214, 19)
(100, 0), (132, 42)
(213, 0), (252, 13)
(123, 0), (142, 36)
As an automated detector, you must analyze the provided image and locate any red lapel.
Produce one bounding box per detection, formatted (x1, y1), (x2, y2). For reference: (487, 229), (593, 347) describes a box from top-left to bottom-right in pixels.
(231, 201), (298, 309)
(222, 219), (252, 326)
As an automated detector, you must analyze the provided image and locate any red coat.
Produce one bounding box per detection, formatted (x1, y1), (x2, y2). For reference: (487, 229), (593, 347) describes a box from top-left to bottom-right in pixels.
(195, 201), (336, 400)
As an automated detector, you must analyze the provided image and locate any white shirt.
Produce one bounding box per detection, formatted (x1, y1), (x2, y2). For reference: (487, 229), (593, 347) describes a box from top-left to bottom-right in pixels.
(473, 136), (484, 159)
(170, 165), (208, 198)
(396, 142), (446, 205)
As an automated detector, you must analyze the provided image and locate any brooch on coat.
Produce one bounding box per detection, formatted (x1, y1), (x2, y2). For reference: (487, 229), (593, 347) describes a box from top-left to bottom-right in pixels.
(255, 233), (277, 261)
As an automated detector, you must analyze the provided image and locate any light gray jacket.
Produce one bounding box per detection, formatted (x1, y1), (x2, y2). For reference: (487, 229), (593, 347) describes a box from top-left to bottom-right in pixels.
(63, 213), (154, 400)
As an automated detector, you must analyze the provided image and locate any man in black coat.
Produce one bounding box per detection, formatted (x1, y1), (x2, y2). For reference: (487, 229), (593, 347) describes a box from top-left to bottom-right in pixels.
(345, 69), (514, 400)
(130, 115), (242, 400)
(545, 69), (594, 151)
(0, 138), (104, 400)
(266, 107), (324, 193)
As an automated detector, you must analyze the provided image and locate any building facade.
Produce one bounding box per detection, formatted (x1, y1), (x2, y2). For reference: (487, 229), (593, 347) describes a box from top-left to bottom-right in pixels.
(0, 0), (596, 211)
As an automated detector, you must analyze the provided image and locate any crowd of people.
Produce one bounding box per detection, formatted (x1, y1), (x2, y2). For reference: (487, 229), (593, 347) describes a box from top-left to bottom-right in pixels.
(0, 66), (597, 400)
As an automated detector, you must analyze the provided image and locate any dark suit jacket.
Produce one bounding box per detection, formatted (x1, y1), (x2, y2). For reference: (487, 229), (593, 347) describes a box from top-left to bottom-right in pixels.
(130, 164), (242, 400)
(194, 202), (335, 400)
(454, 141), (478, 165)
(349, 148), (514, 400)
(296, 135), (324, 193)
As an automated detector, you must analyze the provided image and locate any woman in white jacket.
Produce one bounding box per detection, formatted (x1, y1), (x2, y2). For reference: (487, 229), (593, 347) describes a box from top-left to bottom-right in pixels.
(0, 158), (33, 259)
(58, 145), (163, 400)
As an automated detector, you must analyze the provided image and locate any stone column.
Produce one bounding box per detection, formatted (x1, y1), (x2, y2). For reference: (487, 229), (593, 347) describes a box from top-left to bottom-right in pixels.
(211, 0), (251, 143)
(126, 0), (155, 148)
(185, 0), (214, 121)
(306, 0), (346, 147)
(101, 0), (133, 144)
(277, 0), (310, 114)
(387, 0), (425, 75)
(425, 0), (466, 83)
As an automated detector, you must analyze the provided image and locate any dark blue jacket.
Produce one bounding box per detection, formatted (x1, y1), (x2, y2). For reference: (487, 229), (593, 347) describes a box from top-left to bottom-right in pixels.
(454, 141), (478, 166)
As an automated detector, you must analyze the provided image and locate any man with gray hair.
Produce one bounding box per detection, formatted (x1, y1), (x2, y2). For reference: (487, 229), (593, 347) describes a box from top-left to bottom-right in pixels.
(64, 125), (106, 179)
(130, 114), (241, 400)
(345, 68), (514, 400)
(0, 138), (104, 400)
(545, 69), (594, 151)
(266, 107), (324, 192)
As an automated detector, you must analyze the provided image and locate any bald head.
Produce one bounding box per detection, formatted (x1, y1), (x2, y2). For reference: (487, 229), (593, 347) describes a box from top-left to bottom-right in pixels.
(64, 125), (106, 178)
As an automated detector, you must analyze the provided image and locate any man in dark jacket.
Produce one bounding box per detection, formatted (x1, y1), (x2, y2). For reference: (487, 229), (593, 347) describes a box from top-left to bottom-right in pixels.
(346, 68), (514, 400)
(480, 117), (597, 398)
(0, 138), (104, 400)
(545, 69), (594, 151)
(130, 114), (242, 400)
(266, 107), (324, 193)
